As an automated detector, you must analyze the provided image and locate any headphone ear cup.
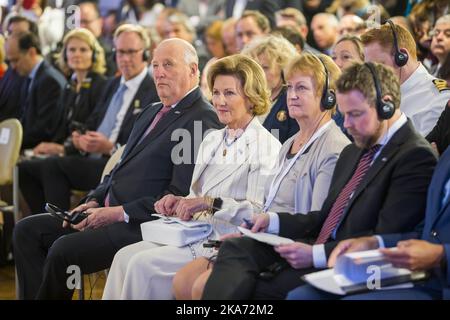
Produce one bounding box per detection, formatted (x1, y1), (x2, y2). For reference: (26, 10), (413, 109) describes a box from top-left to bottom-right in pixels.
(322, 90), (336, 110)
(395, 48), (408, 67)
(378, 99), (395, 120)
(143, 49), (150, 61)
(91, 49), (97, 64)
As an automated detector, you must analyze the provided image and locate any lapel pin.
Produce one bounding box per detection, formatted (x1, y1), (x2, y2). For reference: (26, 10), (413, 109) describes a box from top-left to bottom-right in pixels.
(382, 157), (387, 162)
(174, 111), (181, 114)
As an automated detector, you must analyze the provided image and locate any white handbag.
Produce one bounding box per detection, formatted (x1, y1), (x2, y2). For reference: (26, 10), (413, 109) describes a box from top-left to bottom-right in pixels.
(140, 214), (213, 247)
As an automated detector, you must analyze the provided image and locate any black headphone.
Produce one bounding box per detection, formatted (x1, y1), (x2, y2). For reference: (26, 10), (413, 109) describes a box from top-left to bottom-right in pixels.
(386, 20), (409, 67)
(64, 46), (97, 64)
(365, 62), (395, 120)
(316, 56), (337, 110)
(112, 48), (151, 62)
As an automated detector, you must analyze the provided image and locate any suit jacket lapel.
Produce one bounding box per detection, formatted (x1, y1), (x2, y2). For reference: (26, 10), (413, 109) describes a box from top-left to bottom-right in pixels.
(119, 88), (202, 168)
(200, 137), (250, 194)
(340, 121), (411, 221)
(189, 132), (224, 193)
(200, 118), (260, 194)
(429, 153), (450, 227)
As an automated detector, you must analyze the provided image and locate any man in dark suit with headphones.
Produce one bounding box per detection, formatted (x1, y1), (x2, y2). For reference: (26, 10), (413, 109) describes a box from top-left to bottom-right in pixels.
(361, 20), (450, 137)
(202, 62), (437, 300)
(18, 24), (159, 213)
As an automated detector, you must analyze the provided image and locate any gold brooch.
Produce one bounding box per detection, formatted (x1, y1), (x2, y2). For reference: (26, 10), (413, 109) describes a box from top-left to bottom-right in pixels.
(276, 110), (287, 122)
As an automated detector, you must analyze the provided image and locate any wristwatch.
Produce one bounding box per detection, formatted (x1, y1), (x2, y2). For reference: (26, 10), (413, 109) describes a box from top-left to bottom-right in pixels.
(212, 197), (223, 213)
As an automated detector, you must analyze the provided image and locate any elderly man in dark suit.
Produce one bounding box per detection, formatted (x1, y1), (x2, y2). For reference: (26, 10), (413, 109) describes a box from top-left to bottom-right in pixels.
(12, 38), (222, 300)
(5, 32), (67, 149)
(201, 62), (438, 300)
(18, 24), (159, 213)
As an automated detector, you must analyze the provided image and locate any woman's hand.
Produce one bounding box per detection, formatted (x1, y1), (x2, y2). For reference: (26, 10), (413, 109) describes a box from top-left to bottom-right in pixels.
(154, 194), (182, 216)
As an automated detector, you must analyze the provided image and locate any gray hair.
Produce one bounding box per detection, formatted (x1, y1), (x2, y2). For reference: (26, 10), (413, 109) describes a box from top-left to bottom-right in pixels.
(435, 14), (450, 26)
(158, 38), (199, 81)
(314, 13), (339, 28)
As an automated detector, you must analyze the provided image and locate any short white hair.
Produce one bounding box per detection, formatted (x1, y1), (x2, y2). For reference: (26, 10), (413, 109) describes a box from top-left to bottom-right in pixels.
(435, 14), (450, 26)
(314, 13), (339, 28)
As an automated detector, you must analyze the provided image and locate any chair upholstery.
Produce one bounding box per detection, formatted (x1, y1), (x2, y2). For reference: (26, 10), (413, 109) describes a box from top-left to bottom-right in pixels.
(0, 119), (23, 223)
(0, 119), (22, 185)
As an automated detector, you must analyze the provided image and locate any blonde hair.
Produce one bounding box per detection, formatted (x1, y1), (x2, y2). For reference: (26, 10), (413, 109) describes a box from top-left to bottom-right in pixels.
(0, 34), (5, 65)
(336, 62), (400, 111)
(207, 54), (271, 116)
(361, 23), (417, 60)
(284, 53), (341, 111)
(114, 23), (151, 49)
(240, 10), (271, 33)
(57, 28), (106, 75)
(242, 35), (298, 76)
(335, 35), (365, 61)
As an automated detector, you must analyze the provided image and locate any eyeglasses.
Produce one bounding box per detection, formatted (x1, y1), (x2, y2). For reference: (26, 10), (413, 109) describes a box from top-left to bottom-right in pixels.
(429, 28), (450, 38)
(114, 48), (144, 57)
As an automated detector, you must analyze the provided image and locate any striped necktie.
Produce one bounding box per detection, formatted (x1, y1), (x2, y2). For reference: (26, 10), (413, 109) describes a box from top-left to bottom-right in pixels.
(315, 144), (381, 244)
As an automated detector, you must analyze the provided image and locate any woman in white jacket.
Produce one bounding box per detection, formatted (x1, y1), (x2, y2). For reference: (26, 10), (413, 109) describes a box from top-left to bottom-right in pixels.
(102, 54), (281, 299)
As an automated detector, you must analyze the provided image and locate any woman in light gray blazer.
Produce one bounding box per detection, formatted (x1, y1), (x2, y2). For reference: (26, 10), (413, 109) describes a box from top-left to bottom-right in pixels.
(102, 54), (281, 299)
(173, 53), (351, 299)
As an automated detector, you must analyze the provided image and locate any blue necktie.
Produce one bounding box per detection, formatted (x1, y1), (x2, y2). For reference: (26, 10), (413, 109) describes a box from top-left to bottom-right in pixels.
(97, 83), (127, 139)
(442, 178), (450, 209)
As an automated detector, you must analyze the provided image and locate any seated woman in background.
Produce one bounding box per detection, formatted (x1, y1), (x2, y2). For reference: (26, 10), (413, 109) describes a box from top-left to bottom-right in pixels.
(31, 28), (108, 156)
(331, 35), (364, 70)
(172, 53), (351, 300)
(101, 54), (282, 299)
(330, 35), (364, 137)
(242, 35), (300, 143)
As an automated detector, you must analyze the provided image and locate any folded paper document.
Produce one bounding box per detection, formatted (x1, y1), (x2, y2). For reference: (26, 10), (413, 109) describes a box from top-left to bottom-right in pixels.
(302, 249), (428, 295)
(237, 226), (294, 246)
(141, 214), (212, 247)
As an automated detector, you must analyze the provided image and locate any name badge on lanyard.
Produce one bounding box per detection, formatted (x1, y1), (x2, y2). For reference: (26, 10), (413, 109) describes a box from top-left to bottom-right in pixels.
(262, 122), (332, 212)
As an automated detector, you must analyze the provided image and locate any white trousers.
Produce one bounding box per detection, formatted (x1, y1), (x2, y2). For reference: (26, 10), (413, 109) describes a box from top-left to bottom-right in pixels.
(102, 241), (199, 300)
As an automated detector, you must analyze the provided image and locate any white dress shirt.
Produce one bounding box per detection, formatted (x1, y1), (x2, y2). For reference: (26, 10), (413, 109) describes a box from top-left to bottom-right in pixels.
(400, 63), (450, 136)
(109, 66), (149, 144)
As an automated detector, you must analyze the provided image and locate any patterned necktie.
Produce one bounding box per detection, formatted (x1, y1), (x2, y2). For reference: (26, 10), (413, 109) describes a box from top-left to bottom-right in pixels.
(315, 144), (382, 245)
(104, 105), (172, 206)
(97, 83), (127, 139)
(139, 105), (172, 143)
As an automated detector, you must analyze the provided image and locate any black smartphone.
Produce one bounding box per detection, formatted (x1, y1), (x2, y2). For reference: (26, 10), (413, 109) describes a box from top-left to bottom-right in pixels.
(70, 121), (88, 135)
(203, 240), (222, 249)
(45, 203), (88, 225)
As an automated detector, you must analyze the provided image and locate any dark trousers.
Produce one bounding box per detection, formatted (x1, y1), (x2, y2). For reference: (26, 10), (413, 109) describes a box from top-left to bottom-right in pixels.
(202, 237), (312, 300)
(19, 156), (108, 212)
(13, 213), (142, 299)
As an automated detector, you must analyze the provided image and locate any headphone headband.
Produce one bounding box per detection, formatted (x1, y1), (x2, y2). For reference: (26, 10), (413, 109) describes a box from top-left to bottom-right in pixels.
(364, 62), (395, 120)
(385, 20), (408, 67)
(316, 56), (336, 110)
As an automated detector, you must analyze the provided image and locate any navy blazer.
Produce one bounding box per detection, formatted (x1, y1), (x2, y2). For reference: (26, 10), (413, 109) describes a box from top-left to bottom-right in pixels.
(0, 68), (25, 122)
(86, 87), (223, 229)
(383, 146), (450, 299)
(427, 100), (450, 155)
(278, 120), (438, 257)
(21, 61), (67, 149)
(262, 89), (299, 144)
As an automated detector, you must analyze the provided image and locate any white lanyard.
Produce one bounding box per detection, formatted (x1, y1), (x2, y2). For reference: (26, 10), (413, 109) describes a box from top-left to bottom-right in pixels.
(262, 121), (332, 212)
